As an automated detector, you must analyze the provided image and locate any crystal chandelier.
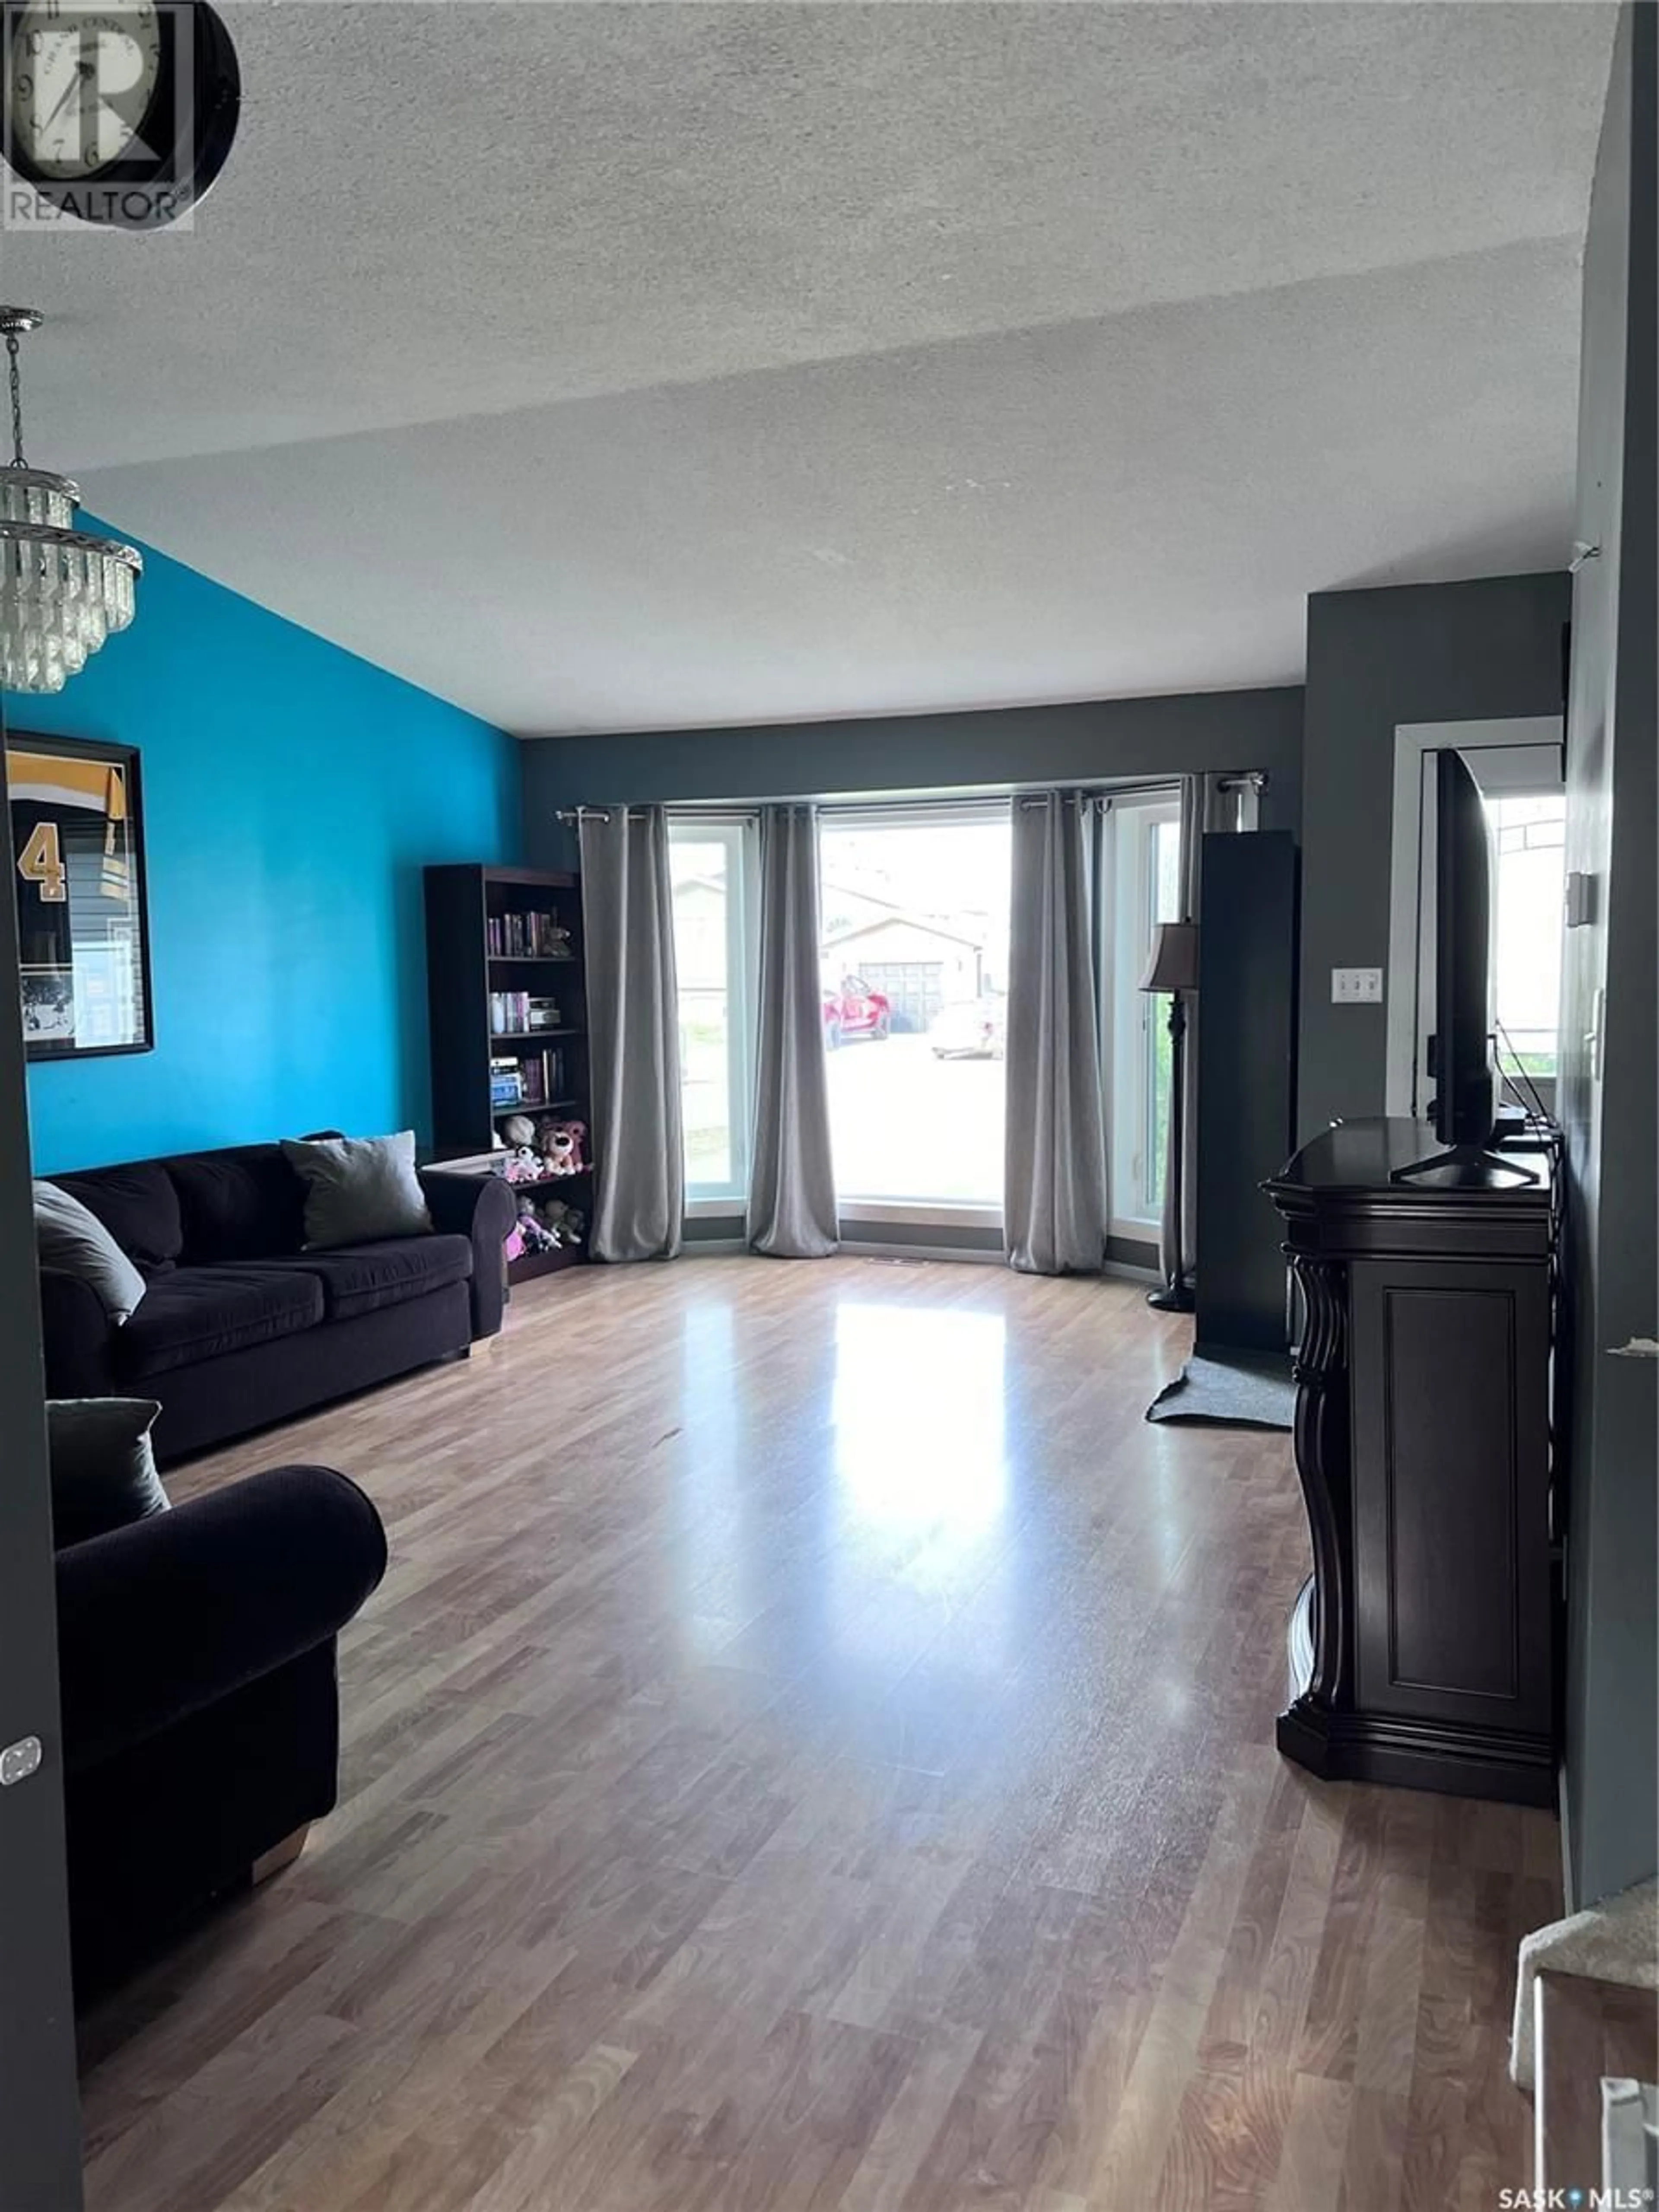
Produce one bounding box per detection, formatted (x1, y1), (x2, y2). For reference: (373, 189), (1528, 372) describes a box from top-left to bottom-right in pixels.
(0, 308), (141, 694)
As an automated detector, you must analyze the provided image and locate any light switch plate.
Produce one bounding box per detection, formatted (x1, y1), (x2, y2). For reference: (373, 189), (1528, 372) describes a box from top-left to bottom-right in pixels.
(0, 1736), (42, 1788)
(1331, 967), (1383, 1004)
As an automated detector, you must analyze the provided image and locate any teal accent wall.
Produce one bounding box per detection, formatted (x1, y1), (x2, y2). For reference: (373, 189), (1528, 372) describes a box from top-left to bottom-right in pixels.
(6, 526), (520, 1173)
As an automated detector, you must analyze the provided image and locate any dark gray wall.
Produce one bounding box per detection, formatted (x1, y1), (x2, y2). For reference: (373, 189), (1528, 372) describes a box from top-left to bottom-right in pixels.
(1298, 572), (1571, 1140)
(1560, 0), (1656, 1910)
(0, 852), (85, 2203)
(520, 687), (1304, 869)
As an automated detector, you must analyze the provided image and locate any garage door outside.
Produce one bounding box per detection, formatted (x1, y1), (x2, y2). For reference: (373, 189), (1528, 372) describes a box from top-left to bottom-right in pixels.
(860, 961), (946, 1034)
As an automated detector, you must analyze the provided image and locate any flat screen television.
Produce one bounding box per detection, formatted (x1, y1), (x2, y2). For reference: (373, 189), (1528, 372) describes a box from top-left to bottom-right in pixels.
(1392, 747), (1537, 1188)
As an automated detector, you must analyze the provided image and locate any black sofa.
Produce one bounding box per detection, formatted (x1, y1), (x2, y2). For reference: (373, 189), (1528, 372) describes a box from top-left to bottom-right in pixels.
(38, 1140), (515, 1462)
(56, 1462), (387, 1995)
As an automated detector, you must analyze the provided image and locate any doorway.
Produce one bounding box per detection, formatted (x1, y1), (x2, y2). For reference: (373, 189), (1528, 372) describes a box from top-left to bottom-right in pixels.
(1385, 717), (1566, 1121)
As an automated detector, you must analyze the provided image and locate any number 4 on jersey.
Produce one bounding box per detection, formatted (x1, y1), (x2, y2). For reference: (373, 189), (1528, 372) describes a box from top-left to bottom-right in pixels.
(18, 819), (67, 902)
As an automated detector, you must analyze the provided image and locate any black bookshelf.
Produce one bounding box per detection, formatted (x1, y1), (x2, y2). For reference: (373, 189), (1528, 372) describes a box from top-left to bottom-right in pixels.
(424, 864), (592, 1284)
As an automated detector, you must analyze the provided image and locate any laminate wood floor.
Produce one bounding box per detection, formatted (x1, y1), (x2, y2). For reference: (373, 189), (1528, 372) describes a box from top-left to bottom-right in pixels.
(77, 1258), (1559, 2211)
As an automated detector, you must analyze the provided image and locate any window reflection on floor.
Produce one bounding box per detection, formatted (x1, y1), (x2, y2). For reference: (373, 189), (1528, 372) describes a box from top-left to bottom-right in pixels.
(675, 1299), (752, 1656)
(830, 1302), (1008, 1551)
(826, 1298), (1013, 1704)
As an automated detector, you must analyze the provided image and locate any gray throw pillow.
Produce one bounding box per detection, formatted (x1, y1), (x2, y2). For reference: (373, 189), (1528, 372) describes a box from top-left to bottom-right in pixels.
(280, 1131), (433, 1250)
(46, 1398), (169, 1548)
(33, 1180), (148, 1323)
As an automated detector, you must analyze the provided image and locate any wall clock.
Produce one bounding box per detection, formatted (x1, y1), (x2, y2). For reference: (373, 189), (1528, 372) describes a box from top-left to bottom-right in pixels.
(1, 0), (240, 230)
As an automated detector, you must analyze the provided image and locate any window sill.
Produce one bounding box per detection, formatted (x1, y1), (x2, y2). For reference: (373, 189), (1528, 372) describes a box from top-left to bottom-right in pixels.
(838, 1199), (1002, 1230)
(684, 1196), (1004, 1232)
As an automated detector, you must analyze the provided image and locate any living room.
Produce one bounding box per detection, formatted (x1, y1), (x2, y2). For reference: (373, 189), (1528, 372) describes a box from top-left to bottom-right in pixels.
(2, 6), (1654, 2209)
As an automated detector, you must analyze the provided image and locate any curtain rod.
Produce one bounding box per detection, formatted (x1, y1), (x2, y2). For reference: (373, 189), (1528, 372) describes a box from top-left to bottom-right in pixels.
(556, 804), (763, 825)
(1017, 792), (1115, 810)
(561, 773), (1268, 826)
(1014, 776), (1181, 811)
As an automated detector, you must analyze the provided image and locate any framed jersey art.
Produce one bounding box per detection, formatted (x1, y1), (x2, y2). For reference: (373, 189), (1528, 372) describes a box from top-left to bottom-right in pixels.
(7, 734), (153, 1060)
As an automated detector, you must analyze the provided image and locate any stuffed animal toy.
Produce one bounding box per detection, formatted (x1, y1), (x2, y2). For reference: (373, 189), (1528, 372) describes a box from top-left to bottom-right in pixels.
(502, 1145), (542, 1183)
(535, 1118), (587, 1173)
(514, 1194), (561, 1252)
(536, 1118), (582, 1176)
(540, 1199), (586, 1246)
(501, 1113), (538, 1151)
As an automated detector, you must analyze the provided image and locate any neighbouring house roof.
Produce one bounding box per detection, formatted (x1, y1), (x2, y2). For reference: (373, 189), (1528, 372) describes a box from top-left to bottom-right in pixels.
(823, 910), (985, 956)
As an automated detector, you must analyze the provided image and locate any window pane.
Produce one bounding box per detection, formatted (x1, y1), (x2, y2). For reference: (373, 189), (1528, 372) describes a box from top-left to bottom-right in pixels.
(1146, 816), (1183, 1213)
(1488, 792), (1565, 1081)
(1149, 998), (1172, 1214)
(1109, 800), (1182, 1227)
(1154, 817), (1183, 925)
(817, 814), (1011, 1205)
(669, 835), (734, 1190)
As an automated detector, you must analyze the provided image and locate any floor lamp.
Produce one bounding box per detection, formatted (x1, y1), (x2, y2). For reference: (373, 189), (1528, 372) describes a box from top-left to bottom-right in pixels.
(1140, 920), (1199, 1313)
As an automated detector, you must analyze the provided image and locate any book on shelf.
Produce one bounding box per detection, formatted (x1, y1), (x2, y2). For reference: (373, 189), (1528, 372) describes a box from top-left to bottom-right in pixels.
(488, 989), (543, 1034)
(486, 910), (575, 961)
(489, 1046), (565, 1113)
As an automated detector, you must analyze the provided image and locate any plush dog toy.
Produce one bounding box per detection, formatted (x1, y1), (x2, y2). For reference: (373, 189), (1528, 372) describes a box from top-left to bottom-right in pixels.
(536, 1118), (588, 1176)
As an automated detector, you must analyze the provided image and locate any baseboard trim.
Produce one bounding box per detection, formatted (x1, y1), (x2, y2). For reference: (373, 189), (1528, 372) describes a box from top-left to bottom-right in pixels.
(840, 1239), (1004, 1266)
(677, 1238), (1161, 1281)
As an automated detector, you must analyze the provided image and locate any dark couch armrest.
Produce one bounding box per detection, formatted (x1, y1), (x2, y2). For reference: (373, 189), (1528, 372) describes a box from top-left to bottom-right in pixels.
(39, 1265), (118, 1399)
(419, 1167), (515, 1338)
(55, 1464), (388, 1774)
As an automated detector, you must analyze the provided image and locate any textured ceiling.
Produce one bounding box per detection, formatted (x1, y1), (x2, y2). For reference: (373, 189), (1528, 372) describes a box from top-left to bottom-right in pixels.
(3, 2), (1615, 734)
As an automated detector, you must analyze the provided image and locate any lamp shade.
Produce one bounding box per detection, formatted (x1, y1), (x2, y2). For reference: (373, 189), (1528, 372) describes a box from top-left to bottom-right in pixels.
(1139, 920), (1199, 994)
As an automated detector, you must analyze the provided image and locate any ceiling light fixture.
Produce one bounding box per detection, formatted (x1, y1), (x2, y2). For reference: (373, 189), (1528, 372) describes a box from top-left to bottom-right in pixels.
(0, 308), (141, 693)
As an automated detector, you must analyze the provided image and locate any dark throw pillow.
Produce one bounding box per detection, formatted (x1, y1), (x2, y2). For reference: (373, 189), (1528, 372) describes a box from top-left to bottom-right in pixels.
(280, 1131), (434, 1251)
(46, 1398), (169, 1548)
(33, 1180), (148, 1323)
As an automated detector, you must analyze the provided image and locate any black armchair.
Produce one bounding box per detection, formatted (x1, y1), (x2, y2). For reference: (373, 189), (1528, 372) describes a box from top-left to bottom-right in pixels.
(56, 1463), (387, 1995)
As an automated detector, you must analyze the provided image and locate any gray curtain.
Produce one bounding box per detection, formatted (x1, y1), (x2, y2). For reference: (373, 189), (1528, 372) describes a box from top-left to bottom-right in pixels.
(747, 804), (839, 1258)
(579, 806), (684, 1262)
(1159, 772), (1256, 1281)
(1005, 793), (1110, 1274)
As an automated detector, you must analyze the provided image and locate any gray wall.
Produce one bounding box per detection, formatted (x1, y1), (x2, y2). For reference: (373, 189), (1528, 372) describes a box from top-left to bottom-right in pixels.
(0, 847), (85, 2202)
(1298, 572), (1571, 1140)
(1559, 0), (1656, 1910)
(520, 687), (1304, 869)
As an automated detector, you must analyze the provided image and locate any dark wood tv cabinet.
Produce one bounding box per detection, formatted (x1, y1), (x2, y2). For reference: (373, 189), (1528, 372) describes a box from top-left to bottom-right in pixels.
(1265, 1117), (1559, 1807)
